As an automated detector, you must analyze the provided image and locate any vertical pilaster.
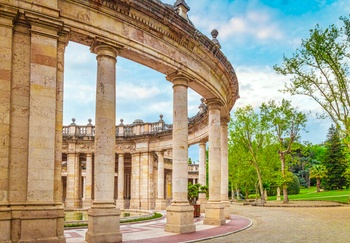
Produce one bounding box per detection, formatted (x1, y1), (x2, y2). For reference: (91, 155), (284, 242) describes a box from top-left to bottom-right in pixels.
(204, 99), (225, 226)
(83, 153), (93, 208)
(6, 13), (67, 242)
(140, 152), (150, 209)
(54, 28), (69, 242)
(130, 153), (140, 209)
(165, 74), (195, 234)
(196, 141), (207, 212)
(221, 117), (230, 219)
(155, 151), (167, 210)
(116, 153), (125, 209)
(65, 152), (81, 208)
(85, 41), (122, 243)
(0, 8), (16, 243)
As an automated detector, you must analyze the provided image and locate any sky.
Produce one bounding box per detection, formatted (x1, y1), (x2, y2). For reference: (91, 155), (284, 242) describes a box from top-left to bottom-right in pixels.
(63, 0), (350, 161)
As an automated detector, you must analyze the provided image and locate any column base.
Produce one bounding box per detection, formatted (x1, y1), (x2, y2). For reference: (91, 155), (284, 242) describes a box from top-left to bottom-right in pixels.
(85, 206), (122, 243)
(115, 199), (125, 209)
(222, 200), (231, 219)
(165, 204), (196, 234)
(155, 199), (167, 211)
(9, 204), (65, 243)
(0, 207), (11, 243)
(203, 202), (225, 226)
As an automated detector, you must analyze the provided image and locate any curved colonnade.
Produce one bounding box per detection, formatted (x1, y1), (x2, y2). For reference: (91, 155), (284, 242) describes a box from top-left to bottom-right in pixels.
(61, 101), (208, 211)
(0, 0), (239, 242)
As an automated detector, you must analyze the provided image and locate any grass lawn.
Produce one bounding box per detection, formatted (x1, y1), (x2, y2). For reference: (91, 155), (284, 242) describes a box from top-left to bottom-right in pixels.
(268, 187), (350, 204)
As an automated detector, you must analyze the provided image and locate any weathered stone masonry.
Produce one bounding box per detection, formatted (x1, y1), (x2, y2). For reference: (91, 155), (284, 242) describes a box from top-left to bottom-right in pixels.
(0, 0), (239, 242)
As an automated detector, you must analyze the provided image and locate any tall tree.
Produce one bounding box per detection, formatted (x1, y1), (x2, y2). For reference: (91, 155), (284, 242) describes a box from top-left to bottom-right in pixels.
(323, 125), (347, 189)
(261, 99), (307, 203)
(274, 17), (350, 148)
(230, 105), (272, 203)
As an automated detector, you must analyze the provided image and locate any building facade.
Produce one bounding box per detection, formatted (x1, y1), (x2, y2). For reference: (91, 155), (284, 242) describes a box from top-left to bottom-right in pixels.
(0, 0), (239, 242)
(61, 102), (207, 211)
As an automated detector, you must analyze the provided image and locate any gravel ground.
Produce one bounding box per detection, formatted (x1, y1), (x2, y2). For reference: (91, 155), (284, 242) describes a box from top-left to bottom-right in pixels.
(198, 201), (350, 243)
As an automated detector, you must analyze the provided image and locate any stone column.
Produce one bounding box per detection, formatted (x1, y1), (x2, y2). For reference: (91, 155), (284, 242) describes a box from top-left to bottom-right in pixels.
(130, 153), (140, 209)
(54, 28), (69, 242)
(197, 141), (207, 212)
(85, 42), (122, 243)
(65, 152), (81, 209)
(83, 153), (93, 208)
(116, 153), (125, 209)
(165, 74), (195, 234)
(0, 9), (16, 242)
(155, 151), (166, 210)
(221, 117), (230, 219)
(204, 99), (225, 226)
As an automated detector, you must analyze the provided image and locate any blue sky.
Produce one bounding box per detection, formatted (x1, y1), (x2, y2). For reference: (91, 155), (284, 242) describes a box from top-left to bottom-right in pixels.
(63, 0), (350, 161)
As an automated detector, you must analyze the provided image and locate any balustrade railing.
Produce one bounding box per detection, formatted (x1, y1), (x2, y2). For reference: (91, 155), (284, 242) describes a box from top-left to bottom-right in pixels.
(63, 101), (208, 138)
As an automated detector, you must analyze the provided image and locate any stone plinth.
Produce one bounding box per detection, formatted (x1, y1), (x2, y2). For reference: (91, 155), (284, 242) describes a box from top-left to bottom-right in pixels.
(10, 205), (65, 243)
(164, 205), (196, 233)
(85, 206), (122, 243)
(0, 208), (11, 243)
(222, 201), (231, 219)
(203, 203), (225, 226)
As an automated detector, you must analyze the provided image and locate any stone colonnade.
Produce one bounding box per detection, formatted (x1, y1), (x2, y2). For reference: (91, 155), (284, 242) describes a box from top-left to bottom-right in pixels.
(0, 1), (237, 242)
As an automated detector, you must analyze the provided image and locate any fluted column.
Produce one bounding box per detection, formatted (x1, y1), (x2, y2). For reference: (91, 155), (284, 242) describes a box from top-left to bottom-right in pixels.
(165, 74), (195, 234)
(85, 42), (122, 243)
(116, 153), (125, 209)
(204, 99), (225, 226)
(196, 141), (207, 212)
(155, 151), (166, 210)
(221, 117), (230, 219)
(83, 153), (93, 208)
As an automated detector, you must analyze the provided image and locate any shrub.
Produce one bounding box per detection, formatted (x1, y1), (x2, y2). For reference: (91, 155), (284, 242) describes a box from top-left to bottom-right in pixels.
(287, 174), (301, 195)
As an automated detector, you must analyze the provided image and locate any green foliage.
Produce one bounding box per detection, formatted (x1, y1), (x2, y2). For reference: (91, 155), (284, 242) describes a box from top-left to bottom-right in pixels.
(310, 164), (328, 180)
(188, 183), (201, 205)
(260, 99), (307, 202)
(229, 105), (274, 202)
(323, 125), (347, 190)
(287, 174), (301, 195)
(274, 16), (350, 147)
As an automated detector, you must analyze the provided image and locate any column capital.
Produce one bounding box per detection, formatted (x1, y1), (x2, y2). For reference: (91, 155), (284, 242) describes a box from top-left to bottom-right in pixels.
(90, 38), (123, 58)
(166, 71), (193, 86)
(206, 98), (223, 110)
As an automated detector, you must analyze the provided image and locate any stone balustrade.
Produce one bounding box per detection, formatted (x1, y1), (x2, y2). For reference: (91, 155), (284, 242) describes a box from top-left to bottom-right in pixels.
(63, 102), (208, 139)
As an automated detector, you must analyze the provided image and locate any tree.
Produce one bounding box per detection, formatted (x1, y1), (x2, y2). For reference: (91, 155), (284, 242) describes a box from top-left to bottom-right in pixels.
(228, 140), (258, 200)
(230, 105), (272, 203)
(274, 17), (350, 148)
(323, 125), (347, 189)
(309, 164), (328, 192)
(260, 99), (307, 203)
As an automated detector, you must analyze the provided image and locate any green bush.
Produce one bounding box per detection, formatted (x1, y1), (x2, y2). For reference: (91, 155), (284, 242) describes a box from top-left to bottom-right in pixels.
(287, 174), (301, 195)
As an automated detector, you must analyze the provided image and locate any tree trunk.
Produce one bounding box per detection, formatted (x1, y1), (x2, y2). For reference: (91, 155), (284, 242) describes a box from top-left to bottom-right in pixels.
(283, 183), (289, 203)
(316, 178), (321, 192)
(257, 169), (265, 203)
(280, 152), (289, 204)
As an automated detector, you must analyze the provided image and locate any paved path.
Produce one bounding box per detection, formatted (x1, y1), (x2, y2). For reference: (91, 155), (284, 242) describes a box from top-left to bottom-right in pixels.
(65, 201), (350, 243)
(199, 202), (350, 243)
